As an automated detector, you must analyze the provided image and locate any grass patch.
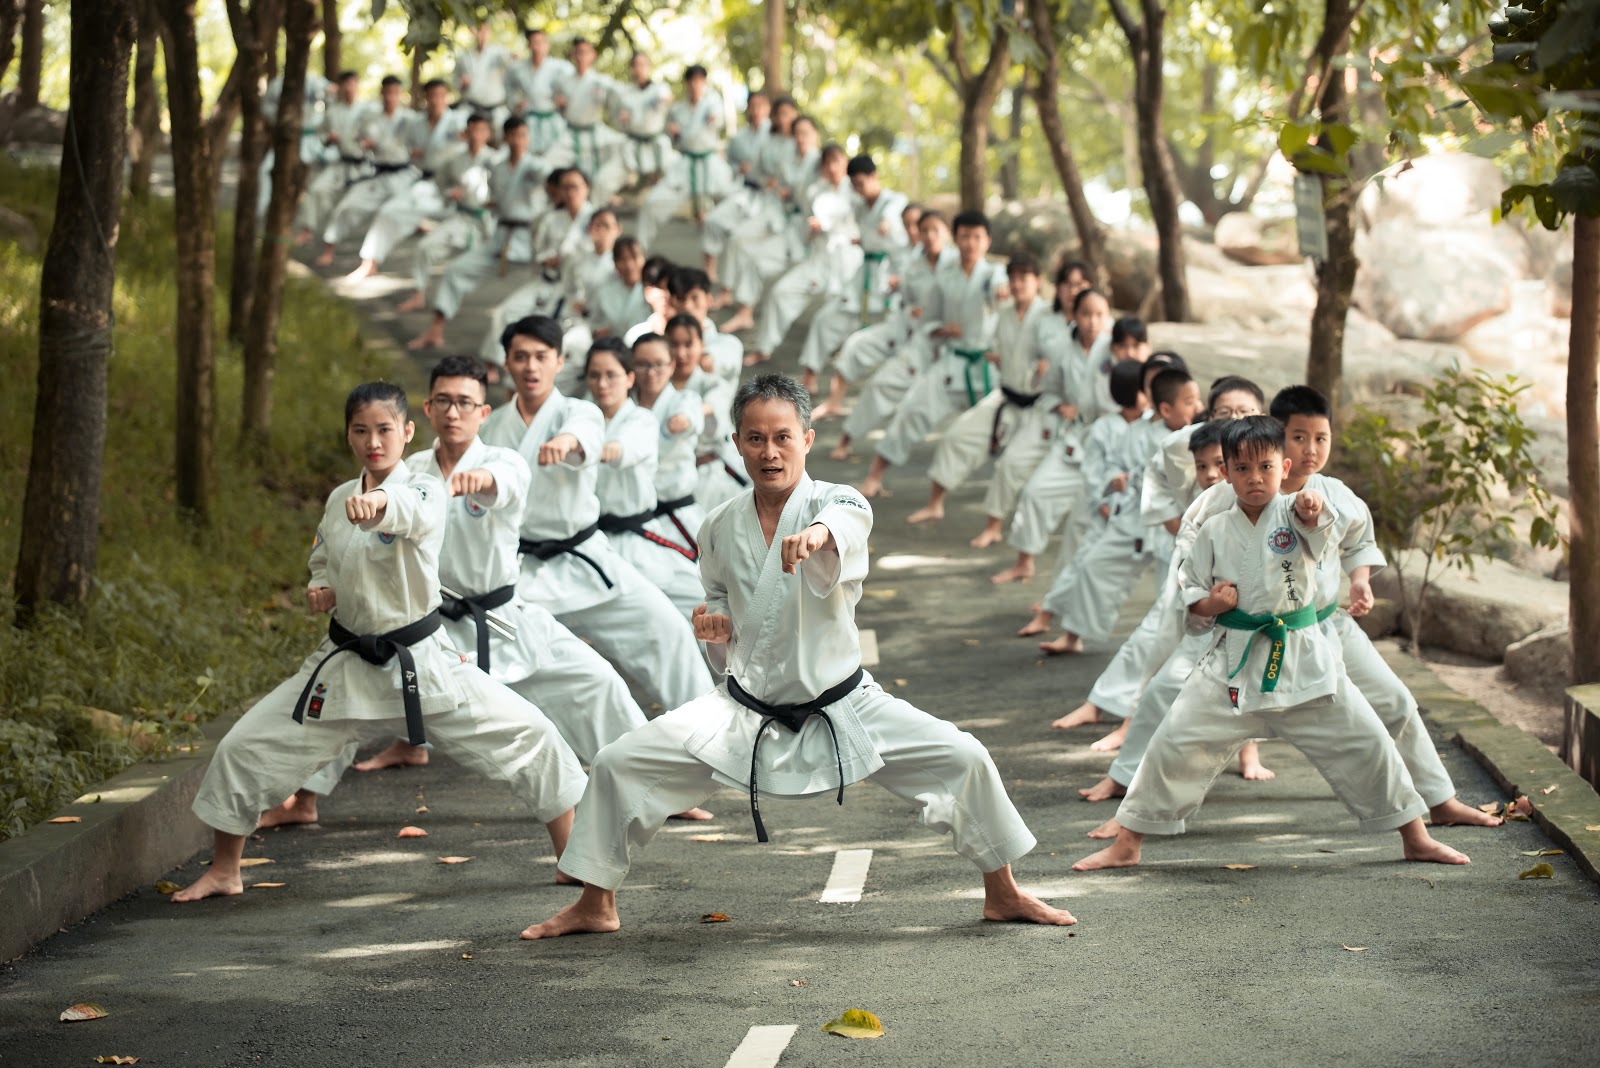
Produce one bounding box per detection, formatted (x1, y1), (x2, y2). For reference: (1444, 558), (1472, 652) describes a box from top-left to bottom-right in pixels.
(0, 157), (422, 840)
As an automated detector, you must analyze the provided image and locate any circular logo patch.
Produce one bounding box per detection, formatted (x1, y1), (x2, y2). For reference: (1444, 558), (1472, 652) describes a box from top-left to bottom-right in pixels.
(1268, 527), (1298, 555)
(464, 499), (487, 519)
(377, 532), (397, 545)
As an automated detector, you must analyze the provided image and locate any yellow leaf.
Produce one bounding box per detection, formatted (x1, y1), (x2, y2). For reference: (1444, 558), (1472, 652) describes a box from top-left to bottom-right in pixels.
(96, 1058), (140, 1065)
(415, 806), (429, 814)
(1540, 784), (1558, 795)
(153, 881), (180, 895)
(251, 882), (287, 889)
(962, 639), (981, 647)
(893, 679), (909, 687)
(1221, 864), (1257, 871)
(863, 588), (897, 599)
(47, 816), (82, 824)
(1519, 849), (1564, 857)
(60, 1003), (109, 1022)
(1518, 863), (1555, 880)
(1341, 945), (1369, 952)
(822, 1009), (885, 1040)
(461, 953), (474, 960)
(700, 912), (732, 923)
(437, 856), (473, 864)
(397, 826), (429, 838)
(1476, 802), (1500, 814)
(1586, 825), (1600, 832)
(238, 858), (274, 868)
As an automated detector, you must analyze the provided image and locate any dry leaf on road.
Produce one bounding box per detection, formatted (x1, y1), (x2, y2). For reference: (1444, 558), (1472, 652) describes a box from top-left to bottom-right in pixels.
(1518, 863), (1555, 880)
(700, 912), (732, 923)
(397, 826), (429, 838)
(1519, 849), (1564, 857)
(47, 816), (82, 824)
(251, 882), (286, 889)
(1540, 784), (1559, 795)
(822, 1009), (884, 1039)
(437, 856), (473, 865)
(60, 1004), (108, 1022)
(237, 858), (274, 868)
(153, 881), (180, 895)
(688, 834), (727, 842)
(1476, 802), (1500, 814)
(1221, 864), (1257, 871)
(788, 980), (808, 987)
(461, 953), (474, 960)
(95, 1058), (139, 1065)
(415, 806), (429, 814)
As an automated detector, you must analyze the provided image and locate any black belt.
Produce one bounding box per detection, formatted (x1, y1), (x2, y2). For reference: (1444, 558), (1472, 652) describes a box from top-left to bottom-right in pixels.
(373, 162), (411, 173)
(498, 218), (532, 229)
(519, 523), (614, 588)
(292, 611), (443, 746)
(726, 666), (865, 843)
(651, 494), (701, 560)
(599, 507), (697, 562)
(992, 387), (1042, 455)
(743, 177), (762, 191)
(723, 461), (748, 488)
(438, 583), (516, 672)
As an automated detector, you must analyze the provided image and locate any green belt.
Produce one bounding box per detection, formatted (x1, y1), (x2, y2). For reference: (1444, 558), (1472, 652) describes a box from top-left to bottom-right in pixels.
(860, 250), (889, 327)
(1215, 603), (1336, 692)
(952, 345), (991, 406)
(685, 149), (714, 213)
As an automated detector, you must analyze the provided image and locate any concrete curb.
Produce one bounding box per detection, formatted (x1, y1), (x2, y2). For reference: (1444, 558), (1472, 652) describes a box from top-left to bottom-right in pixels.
(1381, 646), (1600, 885)
(0, 708), (242, 962)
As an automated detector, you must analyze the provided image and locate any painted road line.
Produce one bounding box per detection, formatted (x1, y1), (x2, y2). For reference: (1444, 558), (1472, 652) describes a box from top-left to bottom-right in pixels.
(819, 848), (873, 903)
(723, 1024), (798, 1068)
(859, 628), (879, 667)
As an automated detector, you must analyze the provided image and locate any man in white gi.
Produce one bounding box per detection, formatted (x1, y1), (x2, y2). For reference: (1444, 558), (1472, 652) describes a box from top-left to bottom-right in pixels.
(479, 316), (713, 714)
(519, 374), (1076, 939)
(796, 154), (910, 393)
(556, 39), (623, 201)
(701, 91), (771, 281)
(612, 51), (674, 191)
(313, 75), (418, 267)
(172, 382), (588, 902)
(258, 68), (330, 218)
(293, 70), (365, 245)
(507, 27), (573, 155)
(390, 112), (498, 312)
(637, 64), (729, 248)
(453, 21), (511, 131)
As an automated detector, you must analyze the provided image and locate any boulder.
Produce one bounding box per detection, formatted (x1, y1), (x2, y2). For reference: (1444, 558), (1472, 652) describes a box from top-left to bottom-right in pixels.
(1213, 212), (1302, 266)
(1357, 154), (1507, 231)
(1454, 296), (1571, 420)
(1352, 217), (1524, 339)
(0, 101), (65, 146)
(1354, 597), (1402, 642)
(0, 205), (39, 255)
(1503, 624), (1573, 696)
(1369, 549), (1568, 661)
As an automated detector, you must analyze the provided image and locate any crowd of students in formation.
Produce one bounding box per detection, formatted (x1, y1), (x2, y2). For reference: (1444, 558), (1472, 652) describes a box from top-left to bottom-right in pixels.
(171, 25), (1507, 935)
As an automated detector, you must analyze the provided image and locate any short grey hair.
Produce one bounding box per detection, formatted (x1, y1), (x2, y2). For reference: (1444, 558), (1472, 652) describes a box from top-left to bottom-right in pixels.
(731, 373), (813, 433)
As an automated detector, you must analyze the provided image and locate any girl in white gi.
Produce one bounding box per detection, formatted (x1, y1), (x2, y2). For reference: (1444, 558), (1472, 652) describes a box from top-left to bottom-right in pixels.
(1072, 417), (1471, 872)
(631, 332), (709, 548)
(387, 113), (498, 311)
(586, 338), (706, 619)
(989, 293), (1125, 585)
(666, 267), (745, 382)
(904, 255), (1049, 527)
(520, 375), (1077, 939)
(407, 116), (545, 353)
(585, 237), (651, 341)
(638, 64), (729, 248)
(796, 156), (911, 393)
(312, 76), (419, 267)
(820, 211), (954, 455)
(858, 211), (1006, 500)
(701, 92), (774, 284)
(718, 111), (818, 336)
(479, 315), (713, 713)
(664, 313), (749, 511)
(508, 28), (573, 154)
(172, 382), (588, 903)
(293, 71), (365, 245)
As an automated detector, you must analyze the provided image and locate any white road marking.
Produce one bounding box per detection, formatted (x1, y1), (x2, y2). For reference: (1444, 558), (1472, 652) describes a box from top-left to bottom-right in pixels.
(819, 848), (873, 903)
(859, 628), (880, 667)
(723, 1024), (798, 1068)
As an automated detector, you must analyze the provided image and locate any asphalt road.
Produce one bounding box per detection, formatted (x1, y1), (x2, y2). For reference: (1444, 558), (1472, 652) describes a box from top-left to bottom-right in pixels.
(3, 213), (1598, 1068)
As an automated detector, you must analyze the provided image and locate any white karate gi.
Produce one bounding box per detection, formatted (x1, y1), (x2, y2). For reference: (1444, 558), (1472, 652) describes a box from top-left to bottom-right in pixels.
(595, 400), (707, 618)
(508, 56), (575, 153)
(638, 90), (730, 248)
(454, 42), (511, 114)
(721, 144), (818, 308)
(872, 258), (1006, 468)
(925, 297), (1050, 492)
(397, 143), (499, 293)
(797, 187), (911, 374)
(701, 119), (769, 257)
(430, 150), (546, 321)
(558, 67), (625, 199)
(480, 394), (712, 711)
(479, 203), (596, 375)
(613, 79), (674, 180)
(556, 477), (1038, 889)
(1116, 493), (1427, 835)
(838, 244), (954, 444)
(355, 109), (473, 267)
(678, 369), (747, 512)
(703, 320), (745, 387)
(294, 98), (368, 236)
(638, 382), (709, 545)
(192, 461), (587, 835)
(322, 105), (417, 245)
(258, 72), (329, 217)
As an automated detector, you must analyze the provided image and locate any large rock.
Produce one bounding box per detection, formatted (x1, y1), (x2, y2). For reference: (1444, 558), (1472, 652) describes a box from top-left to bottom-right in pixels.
(1213, 212), (1302, 266)
(1357, 154), (1507, 231)
(0, 205), (39, 255)
(1369, 549), (1568, 661)
(1504, 624), (1573, 696)
(1454, 294), (1571, 420)
(1352, 217), (1524, 339)
(0, 99), (65, 147)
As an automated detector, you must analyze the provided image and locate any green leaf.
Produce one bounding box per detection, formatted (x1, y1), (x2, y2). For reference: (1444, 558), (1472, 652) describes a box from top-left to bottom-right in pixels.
(1278, 121), (1313, 160)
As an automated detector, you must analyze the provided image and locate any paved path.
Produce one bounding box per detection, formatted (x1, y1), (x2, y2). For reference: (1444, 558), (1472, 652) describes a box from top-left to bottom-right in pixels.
(3, 212), (1598, 1068)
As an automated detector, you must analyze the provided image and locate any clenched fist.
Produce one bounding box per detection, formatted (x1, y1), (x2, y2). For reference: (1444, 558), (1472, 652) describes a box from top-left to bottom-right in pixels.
(307, 586), (336, 614)
(1294, 489), (1324, 526)
(538, 433), (581, 467)
(449, 468), (496, 497)
(1347, 577), (1374, 618)
(693, 603), (732, 643)
(667, 413), (693, 434)
(345, 489), (388, 525)
(781, 523), (833, 575)
(601, 442), (625, 464)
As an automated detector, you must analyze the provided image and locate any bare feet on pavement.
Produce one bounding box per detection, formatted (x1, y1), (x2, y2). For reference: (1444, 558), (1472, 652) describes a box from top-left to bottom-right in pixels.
(1079, 775), (1126, 803)
(668, 807), (715, 821)
(991, 561), (1034, 585)
(344, 260), (378, 283)
(1038, 632), (1083, 655)
(408, 322), (446, 351)
(969, 525), (1003, 549)
(1051, 701), (1101, 730)
(1238, 742), (1275, 781)
(521, 886), (622, 940)
(256, 789), (319, 829)
(1429, 798), (1503, 827)
(906, 504), (943, 525)
(396, 290), (428, 313)
(1087, 816), (1122, 839)
(170, 867), (244, 903)
(1089, 720), (1129, 752)
(858, 475), (887, 498)
(1072, 834), (1142, 871)
(980, 866), (1076, 926)
(828, 439), (854, 462)
(313, 245), (336, 268)
(1016, 611), (1052, 638)
(354, 740), (430, 771)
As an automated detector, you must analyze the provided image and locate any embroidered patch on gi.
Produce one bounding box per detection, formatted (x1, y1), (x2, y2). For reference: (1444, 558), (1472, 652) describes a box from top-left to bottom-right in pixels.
(309, 529), (323, 558)
(829, 494), (869, 511)
(377, 531), (397, 544)
(464, 498), (488, 518)
(308, 682), (327, 719)
(1268, 527), (1298, 555)
(1228, 686), (1240, 708)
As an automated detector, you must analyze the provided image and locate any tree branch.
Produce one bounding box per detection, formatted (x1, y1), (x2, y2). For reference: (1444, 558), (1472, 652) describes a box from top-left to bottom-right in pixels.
(922, 42), (960, 92)
(948, 16), (973, 87)
(1106, 0), (1139, 41)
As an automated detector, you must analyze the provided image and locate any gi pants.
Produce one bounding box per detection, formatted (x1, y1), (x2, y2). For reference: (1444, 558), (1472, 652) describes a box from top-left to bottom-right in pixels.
(607, 526), (707, 621)
(323, 170), (415, 245)
(1043, 525), (1169, 644)
(432, 225), (532, 321)
(842, 346), (920, 444)
(1085, 581), (1180, 720)
(873, 373), (979, 468)
(926, 390), (1049, 501)
(1006, 454), (1094, 559)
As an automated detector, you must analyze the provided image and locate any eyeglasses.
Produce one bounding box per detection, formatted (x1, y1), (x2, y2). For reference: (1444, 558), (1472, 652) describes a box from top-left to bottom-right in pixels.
(585, 370), (630, 382)
(634, 360), (672, 372)
(428, 396), (486, 413)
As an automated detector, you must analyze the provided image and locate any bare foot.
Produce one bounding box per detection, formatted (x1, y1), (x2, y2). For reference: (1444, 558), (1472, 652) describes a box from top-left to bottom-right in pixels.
(396, 290), (428, 313)
(256, 790), (319, 829)
(313, 244), (336, 268)
(1239, 753), (1276, 781)
(668, 807), (715, 821)
(1072, 839), (1141, 871)
(1087, 816), (1122, 839)
(555, 870), (582, 886)
(969, 525), (1004, 550)
(991, 562), (1034, 585)
(800, 369), (818, 393)
(858, 475), (887, 498)
(980, 866), (1076, 926)
(520, 888), (622, 940)
(812, 401), (842, 421)
(740, 349), (768, 366)
(1079, 775), (1126, 803)
(354, 740), (430, 771)
(1089, 720), (1128, 752)
(828, 439), (854, 462)
(344, 259), (378, 283)
(1404, 837), (1471, 865)
(170, 867), (244, 902)
(408, 323), (445, 351)
(1051, 701), (1101, 730)
(1017, 611), (1053, 638)
(906, 503), (944, 525)
(1429, 798), (1504, 827)
(1039, 633), (1083, 656)
(722, 308), (755, 334)
(292, 228), (313, 247)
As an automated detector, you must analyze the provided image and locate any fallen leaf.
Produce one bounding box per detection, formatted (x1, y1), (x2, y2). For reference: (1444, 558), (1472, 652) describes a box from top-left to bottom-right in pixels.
(1476, 802), (1500, 814)
(1518, 863), (1555, 880)
(1586, 825), (1600, 832)
(1520, 849), (1564, 857)
(962, 639), (981, 646)
(237, 858), (274, 868)
(153, 881), (181, 895)
(688, 834), (727, 842)
(437, 856), (473, 865)
(1316, 848), (1337, 854)
(251, 882), (287, 889)
(397, 826), (429, 838)
(1540, 784), (1559, 795)
(1407, 875), (1436, 889)
(1221, 864), (1257, 871)
(95, 1058), (139, 1065)
(893, 678), (909, 687)
(822, 1009), (884, 1040)
(415, 806), (429, 814)
(700, 912), (732, 923)
(788, 979), (808, 987)
(1341, 945), (1369, 953)
(1511, 796), (1534, 818)
(47, 816), (82, 824)
(59, 1003), (108, 1023)
(461, 953), (474, 960)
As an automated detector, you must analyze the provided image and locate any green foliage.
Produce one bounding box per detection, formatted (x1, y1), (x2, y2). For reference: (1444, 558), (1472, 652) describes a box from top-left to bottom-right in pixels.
(1335, 366), (1561, 653)
(0, 157), (406, 841)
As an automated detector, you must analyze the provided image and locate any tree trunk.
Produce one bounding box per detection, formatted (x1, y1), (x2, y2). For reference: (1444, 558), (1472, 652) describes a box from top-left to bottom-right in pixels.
(999, 79), (1023, 201)
(1124, 2), (1189, 321)
(761, 0), (783, 94)
(242, 0), (313, 448)
(159, 0), (216, 523)
(0, 0), (25, 89)
(955, 24), (1010, 213)
(409, 42), (424, 108)
(319, 0), (338, 80)
(227, 0), (277, 343)
(14, 0), (137, 621)
(1028, 0), (1106, 282)
(128, 2), (160, 199)
(1569, 214), (1600, 685)
(17, 0), (41, 107)
(1302, 0), (1355, 422)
